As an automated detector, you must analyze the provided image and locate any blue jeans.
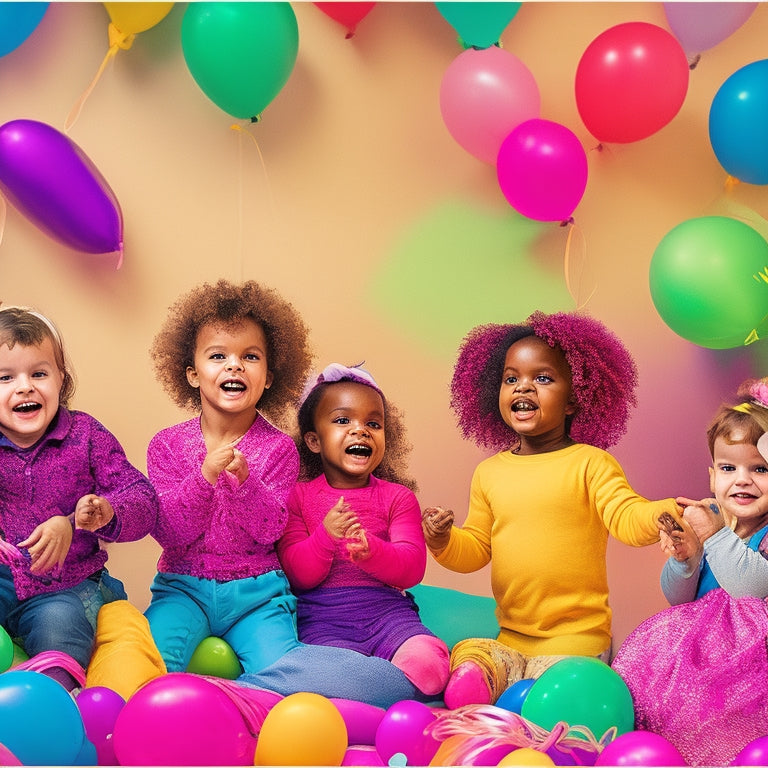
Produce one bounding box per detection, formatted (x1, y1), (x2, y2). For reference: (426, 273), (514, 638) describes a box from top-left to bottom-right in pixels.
(0, 565), (127, 668)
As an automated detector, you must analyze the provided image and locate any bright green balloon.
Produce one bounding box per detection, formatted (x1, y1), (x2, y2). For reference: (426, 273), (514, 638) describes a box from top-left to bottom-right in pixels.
(186, 636), (243, 679)
(0, 628), (13, 673)
(650, 216), (768, 349)
(520, 657), (634, 739)
(181, 2), (299, 120)
(436, 2), (521, 48)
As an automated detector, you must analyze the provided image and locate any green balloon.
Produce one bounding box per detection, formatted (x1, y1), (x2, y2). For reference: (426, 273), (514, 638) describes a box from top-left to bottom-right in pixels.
(181, 2), (299, 120)
(650, 216), (768, 349)
(186, 636), (243, 679)
(0, 628), (14, 673)
(435, 2), (521, 48)
(520, 657), (634, 739)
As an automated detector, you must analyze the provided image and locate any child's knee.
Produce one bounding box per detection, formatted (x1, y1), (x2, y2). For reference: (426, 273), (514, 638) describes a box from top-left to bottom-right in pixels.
(391, 634), (450, 696)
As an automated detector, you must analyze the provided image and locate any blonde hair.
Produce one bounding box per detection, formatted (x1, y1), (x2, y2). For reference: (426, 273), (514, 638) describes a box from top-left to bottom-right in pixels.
(0, 305), (75, 407)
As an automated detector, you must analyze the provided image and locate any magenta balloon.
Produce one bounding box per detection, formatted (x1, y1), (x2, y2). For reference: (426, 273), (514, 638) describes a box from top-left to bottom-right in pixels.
(575, 22), (689, 143)
(375, 700), (440, 767)
(112, 672), (256, 766)
(0, 743), (21, 766)
(0, 120), (123, 255)
(440, 45), (540, 164)
(496, 118), (588, 222)
(76, 686), (125, 766)
(595, 731), (686, 766)
(732, 735), (768, 766)
(663, 2), (757, 54)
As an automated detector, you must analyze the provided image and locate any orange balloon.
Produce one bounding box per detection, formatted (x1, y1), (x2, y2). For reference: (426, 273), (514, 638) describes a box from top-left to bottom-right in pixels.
(497, 747), (555, 766)
(254, 692), (347, 766)
(429, 735), (465, 766)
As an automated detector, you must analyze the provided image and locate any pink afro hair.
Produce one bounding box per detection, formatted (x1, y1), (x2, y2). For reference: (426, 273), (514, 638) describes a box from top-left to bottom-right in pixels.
(449, 311), (638, 452)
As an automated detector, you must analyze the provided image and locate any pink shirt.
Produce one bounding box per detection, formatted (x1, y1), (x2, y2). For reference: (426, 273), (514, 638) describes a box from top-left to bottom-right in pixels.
(147, 414), (298, 581)
(278, 474), (425, 592)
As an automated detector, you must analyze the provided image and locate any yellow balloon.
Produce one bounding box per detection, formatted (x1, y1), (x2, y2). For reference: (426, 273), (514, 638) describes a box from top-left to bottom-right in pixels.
(497, 747), (555, 766)
(254, 692), (348, 766)
(103, 2), (174, 35)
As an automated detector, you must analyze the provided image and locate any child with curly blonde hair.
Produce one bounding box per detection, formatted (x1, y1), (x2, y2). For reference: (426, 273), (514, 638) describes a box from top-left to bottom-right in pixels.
(423, 311), (682, 708)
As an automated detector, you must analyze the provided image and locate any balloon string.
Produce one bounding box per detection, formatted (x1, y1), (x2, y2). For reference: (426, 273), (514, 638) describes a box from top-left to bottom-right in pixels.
(64, 23), (134, 132)
(229, 123), (276, 279)
(562, 220), (595, 310)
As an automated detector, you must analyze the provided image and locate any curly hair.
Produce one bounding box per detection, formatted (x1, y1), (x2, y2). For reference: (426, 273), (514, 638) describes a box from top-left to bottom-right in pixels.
(151, 280), (312, 428)
(450, 311), (638, 452)
(706, 377), (768, 456)
(296, 377), (417, 491)
(0, 306), (76, 408)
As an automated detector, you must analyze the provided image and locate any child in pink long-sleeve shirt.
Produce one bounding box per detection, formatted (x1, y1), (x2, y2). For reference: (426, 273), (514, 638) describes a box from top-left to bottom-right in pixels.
(277, 363), (450, 696)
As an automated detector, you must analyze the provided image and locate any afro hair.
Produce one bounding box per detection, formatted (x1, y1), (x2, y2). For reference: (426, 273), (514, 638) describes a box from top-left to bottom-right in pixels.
(450, 311), (638, 452)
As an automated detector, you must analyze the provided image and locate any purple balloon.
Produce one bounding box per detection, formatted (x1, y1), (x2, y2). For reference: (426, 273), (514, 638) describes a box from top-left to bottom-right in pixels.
(375, 700), (440, 767)
(0, 120), (123, 255)
(731, 735), (768, 766)
(663, 2), (757, 55)
(595, 731), (685, 766)
(76, 686), (125, 766)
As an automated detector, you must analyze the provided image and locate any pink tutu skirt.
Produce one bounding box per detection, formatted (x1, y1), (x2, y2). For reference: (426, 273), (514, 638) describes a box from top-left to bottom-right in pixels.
(612, 588), (768, 766)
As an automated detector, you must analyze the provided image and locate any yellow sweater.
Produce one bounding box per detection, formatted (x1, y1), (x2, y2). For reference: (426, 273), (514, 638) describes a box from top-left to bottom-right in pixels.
(435, 443), (678, 657)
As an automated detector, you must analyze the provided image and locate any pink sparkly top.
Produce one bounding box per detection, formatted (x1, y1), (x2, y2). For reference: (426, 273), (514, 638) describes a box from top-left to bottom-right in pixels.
(147, 413), (298, 582)
(277, 474), (425, 592)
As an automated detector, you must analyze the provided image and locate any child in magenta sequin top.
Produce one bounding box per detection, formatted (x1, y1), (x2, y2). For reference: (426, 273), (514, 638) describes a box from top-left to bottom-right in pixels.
(278, 363), (450, 696)
(0, 305), (157, 687)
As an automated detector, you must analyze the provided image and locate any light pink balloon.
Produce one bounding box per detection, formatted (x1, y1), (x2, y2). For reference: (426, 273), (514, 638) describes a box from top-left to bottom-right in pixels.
(440, 45), (540, 165)
(497, 118), (588, 222)
(663, 2), (757, 54)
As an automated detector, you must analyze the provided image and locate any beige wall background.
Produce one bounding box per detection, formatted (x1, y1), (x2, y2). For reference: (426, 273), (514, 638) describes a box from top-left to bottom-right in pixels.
(0, 1), (767, 653)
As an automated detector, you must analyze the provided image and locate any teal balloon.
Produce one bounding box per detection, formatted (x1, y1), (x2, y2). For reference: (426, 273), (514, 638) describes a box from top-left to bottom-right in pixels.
(436, 2), (521, 48)
(181, 2), (299, 120)
(650, 216), (768, 349)
(0, 2), (48, 57)
(520, 657), (634, 739)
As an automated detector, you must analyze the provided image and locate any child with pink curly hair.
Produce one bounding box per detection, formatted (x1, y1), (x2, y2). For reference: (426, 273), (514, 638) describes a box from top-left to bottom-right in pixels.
(422, 310), (682, 708)
(612, 377), (768, 767)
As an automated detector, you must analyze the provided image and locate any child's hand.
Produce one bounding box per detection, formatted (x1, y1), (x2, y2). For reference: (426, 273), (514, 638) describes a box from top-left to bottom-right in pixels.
(323, 497), (359, 540)
(659, 524), (701, 562)
(225, 448), (249, 486)
(18, 516), (73, 574)
(422, 506), (454, 553)
(345, 525), (370, 562)
(202, 438), (242, 485)
(675, 496), (726, 543)
(74, 494), (115, 531)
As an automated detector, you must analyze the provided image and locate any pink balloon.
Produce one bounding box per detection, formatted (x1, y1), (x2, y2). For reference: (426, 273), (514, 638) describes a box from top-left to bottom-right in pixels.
(76, 686), (125, 766)
(595, 731), (686, 766)
(112, 673), (256, 766)
(0, 119), (123, 255)
(575, 22), (689, 143)
(663, 2), (757, 55)
(375, 700), (440, 767)
(732, 735), (768, 766)
(496, 118), (588, 222)
(343, 745), (386, 766)
(440, 45), (540, 164)
(0, 742), (21, 766)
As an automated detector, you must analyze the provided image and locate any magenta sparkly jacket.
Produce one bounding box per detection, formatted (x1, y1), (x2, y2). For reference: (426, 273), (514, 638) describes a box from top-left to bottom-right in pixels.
(147, 414), (298, 582)
(0, 407), (158, 600)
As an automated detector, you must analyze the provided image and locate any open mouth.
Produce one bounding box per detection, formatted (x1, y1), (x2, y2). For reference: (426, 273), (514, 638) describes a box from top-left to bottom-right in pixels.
(12, 402), (41, 414)
(346, 443), (372, 457)
(512, 401), (537, 412)
(221, 380), (246, 392)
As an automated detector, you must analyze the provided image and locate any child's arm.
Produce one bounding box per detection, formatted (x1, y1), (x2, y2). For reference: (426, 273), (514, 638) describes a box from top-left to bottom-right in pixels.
(278, 494), (355, 591)
(343, 487), (426, 590)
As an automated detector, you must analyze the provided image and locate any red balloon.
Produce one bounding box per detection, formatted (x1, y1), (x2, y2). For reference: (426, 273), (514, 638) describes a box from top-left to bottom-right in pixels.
(575, 22), (689, 143)
(314, 3), (375, 37)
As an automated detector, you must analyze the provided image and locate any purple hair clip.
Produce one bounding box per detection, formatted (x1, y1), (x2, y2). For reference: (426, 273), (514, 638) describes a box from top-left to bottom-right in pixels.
(300, 362), (382, 405)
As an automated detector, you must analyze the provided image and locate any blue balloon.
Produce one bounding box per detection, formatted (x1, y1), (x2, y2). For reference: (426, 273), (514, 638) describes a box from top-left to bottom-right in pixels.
(0, 3), (49, 57)
(495, 677), (535, 714)
(709, 58), (768, 184)
(0, 670), (85, 765)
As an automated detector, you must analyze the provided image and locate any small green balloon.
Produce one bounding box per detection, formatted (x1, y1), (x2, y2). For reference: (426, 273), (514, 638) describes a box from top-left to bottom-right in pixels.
(186, 636), (243, 679)
(0, 628), (14, 673)
(520, 657), (634, 739)
(650, 216), (768, 349)
(181, 2), (299, 120)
